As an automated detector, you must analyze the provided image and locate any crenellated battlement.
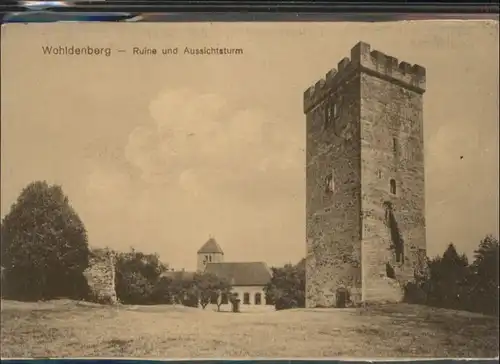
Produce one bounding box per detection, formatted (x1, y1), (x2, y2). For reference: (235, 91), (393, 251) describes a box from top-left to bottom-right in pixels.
(303, 41), (426, 113)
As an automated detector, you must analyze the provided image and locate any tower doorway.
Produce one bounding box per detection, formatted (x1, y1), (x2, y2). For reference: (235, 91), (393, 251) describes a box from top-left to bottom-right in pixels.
(336, 287), (349, 308)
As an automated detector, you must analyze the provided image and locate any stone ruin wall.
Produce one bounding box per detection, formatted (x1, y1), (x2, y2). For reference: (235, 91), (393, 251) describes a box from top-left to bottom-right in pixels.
(84, 248), (118, 304)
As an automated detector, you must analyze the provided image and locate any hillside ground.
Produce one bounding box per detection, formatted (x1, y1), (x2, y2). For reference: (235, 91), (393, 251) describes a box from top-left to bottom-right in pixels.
(1, 299), (498, 358)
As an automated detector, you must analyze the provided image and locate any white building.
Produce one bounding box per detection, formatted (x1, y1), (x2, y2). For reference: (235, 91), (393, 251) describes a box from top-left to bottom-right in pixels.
(198, 237), (273, 308)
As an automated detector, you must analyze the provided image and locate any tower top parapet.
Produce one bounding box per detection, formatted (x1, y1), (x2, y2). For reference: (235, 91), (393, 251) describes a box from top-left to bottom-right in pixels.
(303, 41), (426, 113)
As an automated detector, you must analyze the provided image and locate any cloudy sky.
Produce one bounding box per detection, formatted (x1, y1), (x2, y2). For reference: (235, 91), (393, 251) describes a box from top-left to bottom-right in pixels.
(1, 21), (498, 271)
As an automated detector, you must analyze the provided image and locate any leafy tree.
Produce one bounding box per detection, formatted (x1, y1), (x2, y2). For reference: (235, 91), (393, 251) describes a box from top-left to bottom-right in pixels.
(151, 274), (194, 305)
(182, 285), (201, 308)
(471, 235), (499, 287)
(469, 235), (499, 315)
(172, 276), (195, 305)
(405, 236), (499, 316)
(264, 259), (305, 310)
(214, 286), (232, 312)
(1, 181), (90, 301)
(114, 248), (168, 304)
(118, 270), (155, 304)
(425, 244), (472, 309)
(151, 276), (175, 304)
(192, 272), (231, 310)
(151, 272), (200, 307)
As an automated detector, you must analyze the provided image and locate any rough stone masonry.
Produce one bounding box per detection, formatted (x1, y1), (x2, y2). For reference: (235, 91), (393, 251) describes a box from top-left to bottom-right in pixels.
(304, 41), (427, 308)
(83, 248), (118, 304)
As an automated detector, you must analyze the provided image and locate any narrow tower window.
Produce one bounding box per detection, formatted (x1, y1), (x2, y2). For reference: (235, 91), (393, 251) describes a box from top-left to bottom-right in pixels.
(325, 173), (335, 193)
(392, 138), (397, 154)
(324, 98), (339, 131)
(324, 102), (332, 129)
(332, 103), (338, 119)
(390, 179), (397, 195)
(386, 263), (396, 278)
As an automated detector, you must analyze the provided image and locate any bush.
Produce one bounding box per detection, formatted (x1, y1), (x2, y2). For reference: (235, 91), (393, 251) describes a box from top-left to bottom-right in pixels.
(182, 293), (200, 308)
(403, 282), (427, 305)
(114, 248), (168, 305)
(275, 296), (300, 310)
(150, 276), (176, 304)
(264, 259), (305, 310)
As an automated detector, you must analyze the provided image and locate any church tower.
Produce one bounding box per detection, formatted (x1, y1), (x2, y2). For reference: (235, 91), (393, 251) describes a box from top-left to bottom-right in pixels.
(304, 42), (427, 308)
(197, 236), (224, 272)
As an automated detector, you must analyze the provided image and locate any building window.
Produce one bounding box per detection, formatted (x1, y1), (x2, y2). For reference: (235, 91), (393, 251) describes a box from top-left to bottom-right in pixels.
(243, 292), (250, 304)
(209, 255), (212, 262)
(390, 179), (397, 195)
(221, 293), (229, 305)
(254, 293), (262, 305)
(325, 173), (334, 194)
(393, 138), (397, 154)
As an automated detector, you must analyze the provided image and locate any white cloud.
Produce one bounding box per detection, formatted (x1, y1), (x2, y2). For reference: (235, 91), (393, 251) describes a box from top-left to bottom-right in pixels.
(85, 165), (128, 196)
(124, 88), (304, 194)
(80, 163), (137, 241)
(178, 169), (202, 197)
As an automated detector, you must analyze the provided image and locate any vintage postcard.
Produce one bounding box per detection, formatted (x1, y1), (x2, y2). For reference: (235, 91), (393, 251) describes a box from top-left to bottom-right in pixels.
(1, 20), (498, 359)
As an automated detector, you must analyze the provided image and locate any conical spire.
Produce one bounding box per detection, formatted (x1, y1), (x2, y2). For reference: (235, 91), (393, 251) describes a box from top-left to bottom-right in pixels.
(197, 235), (224, 254)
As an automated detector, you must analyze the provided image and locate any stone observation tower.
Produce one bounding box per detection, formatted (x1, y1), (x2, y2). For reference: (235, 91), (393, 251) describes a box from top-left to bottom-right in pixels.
(304, 41), (427, 308)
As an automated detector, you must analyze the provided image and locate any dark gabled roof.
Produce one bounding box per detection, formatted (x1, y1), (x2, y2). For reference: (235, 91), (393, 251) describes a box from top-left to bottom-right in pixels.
(197, 237), (224, 254)
(160, 270), (195, 281)
(204, 262), (272, 286)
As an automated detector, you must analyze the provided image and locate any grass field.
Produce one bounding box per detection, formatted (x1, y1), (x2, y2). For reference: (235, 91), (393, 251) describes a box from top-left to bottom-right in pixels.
(1, 299), (498, 359)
